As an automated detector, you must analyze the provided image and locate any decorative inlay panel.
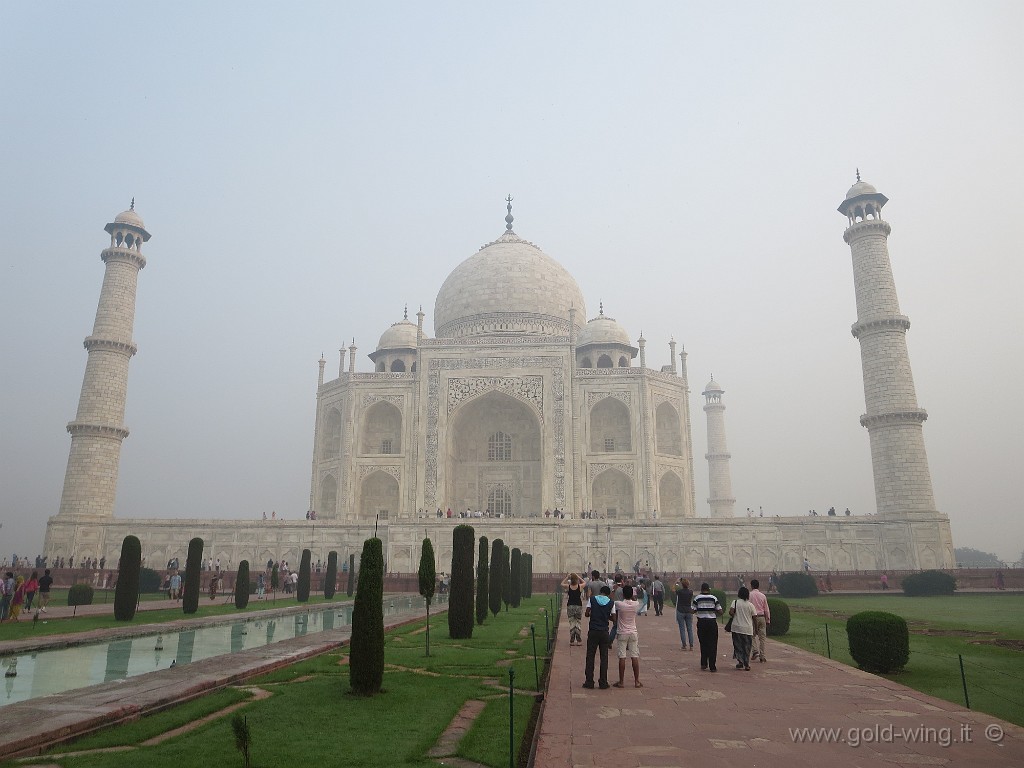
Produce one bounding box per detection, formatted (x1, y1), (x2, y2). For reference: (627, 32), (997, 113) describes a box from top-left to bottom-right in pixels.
(448, 376), (544, 421)
(586, 390), (631, 409)
(362, 394), (405, 410)
(357, 464), (402, 481)
(588, 462), (635, 482)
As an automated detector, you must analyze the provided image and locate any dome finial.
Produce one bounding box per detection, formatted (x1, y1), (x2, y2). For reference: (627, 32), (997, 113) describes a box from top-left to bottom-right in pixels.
(130, 197), (135, 211)
(855, 168), (861, 183)
(599, 301), (604, 316)
(403, 304), (408, 320)
(505, 194), (514, 231)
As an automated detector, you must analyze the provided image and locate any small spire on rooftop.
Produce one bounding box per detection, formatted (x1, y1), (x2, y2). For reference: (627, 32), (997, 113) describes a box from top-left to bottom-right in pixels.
(856, 168), (861, 182)
(130, 197), (135, 211)
(505, 195), (514, 232)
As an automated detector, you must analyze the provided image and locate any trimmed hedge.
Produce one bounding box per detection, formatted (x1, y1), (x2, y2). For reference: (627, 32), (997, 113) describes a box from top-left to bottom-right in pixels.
(270, 563), (280, 592)
(766, 598), (790, 636)
(324, 551), (338, 599)
(488, 538), (504, 617)
(419, 538), (436, 606)
(902, 570), (956, 596)
(297, 549), (312, 602)
(448, 525), (475, 639)
(346, 554), (355, 596)
(67, 583), (94, 607)
(777, 571), (819, 598)
(847, 611), (910, 673)
(710, 588), (728, 612)
(139, 567), (162, 593)
(350, 538), (385, 695)
(182, 538), (204, 614)
(235, 561), (251, 609)
(523, 553), (533, 597)
(476, 536), (489, 625)
(501, 544), (511, 611)
(114, 535), (142, 621)
(510, 548), (522, 608)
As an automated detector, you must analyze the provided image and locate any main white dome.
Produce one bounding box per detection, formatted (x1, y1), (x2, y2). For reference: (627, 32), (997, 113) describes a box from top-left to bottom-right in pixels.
(434, 231), (586, 339)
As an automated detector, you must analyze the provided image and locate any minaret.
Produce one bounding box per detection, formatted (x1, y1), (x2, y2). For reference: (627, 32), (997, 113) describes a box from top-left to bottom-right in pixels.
(839, 174), (937, 516)
(702, 377), (735, 518)
(57, 203), (150, 518)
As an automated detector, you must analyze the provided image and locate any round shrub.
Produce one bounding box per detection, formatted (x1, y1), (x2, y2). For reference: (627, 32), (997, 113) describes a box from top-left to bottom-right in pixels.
(777, 572), (819, 598)
(901, 570), (956, 596)
(114, 535), (142, 621)
(847, 611), (909, 673)
(710, 588), (728, 613)
(766, 598), (790, 636)
(139, 567), (162, 593)
(68, 583), (94, 606)
(235, 560), (250, 609)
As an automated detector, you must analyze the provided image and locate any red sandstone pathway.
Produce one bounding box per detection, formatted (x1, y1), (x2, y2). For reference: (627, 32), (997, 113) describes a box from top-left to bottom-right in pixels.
(535, 606), (1024, 767)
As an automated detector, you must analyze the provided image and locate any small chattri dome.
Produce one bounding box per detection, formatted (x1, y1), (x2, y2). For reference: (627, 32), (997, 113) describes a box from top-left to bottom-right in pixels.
(577, 312), (632, 348)
(845, 180), (878, 200)
(703, 378), (723, 394)
(377, 318), (418, 350)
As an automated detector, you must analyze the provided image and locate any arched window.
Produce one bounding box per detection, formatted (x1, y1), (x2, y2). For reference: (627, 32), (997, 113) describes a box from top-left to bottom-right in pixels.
(375, 360), (386, 372)
(597, 354), (613, 368)
(323, 408), (342, 458)
(618, 356), (629, 368)
(488, 431), (512, 461)
(390, 359), (406, 372)
(487, 488), (512, 517)
(580, 357), (592, 368)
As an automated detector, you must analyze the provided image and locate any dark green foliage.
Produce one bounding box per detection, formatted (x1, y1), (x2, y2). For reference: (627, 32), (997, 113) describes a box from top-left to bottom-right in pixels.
(502, 545), (511, 611)
(324, 551), (338, 599)
(710, 588), (728, 610)
(418, 539), (436, 606)
(297, 549), (312, 602)
(346, 554), (355, 596)
(902, 570), (956, 596)
(270, 563), (280, 591)
(476, 536), (489, 625)
(777, 571), (819, 598)
(766, 598), (790, 636)
(847, 611), (910, 673)
(349, 538), (385, 695)
(235, 561), (250, 609)
(231, 712), (252, 768)
(524, 553), (533, 597)
(113, 535), (141, 621)
(419, 538), (436, 656)
(67, 583), (94, 606)
(138, 567), (162, 593)
(510, 548), (522, 608)
(448, 525), (475, 639)
(182, 538), (204, 614)
(489, 538), (504, 617)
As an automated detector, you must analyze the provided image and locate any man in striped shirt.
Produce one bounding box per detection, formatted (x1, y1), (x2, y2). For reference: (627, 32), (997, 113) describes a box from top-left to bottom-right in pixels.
(691, 583), (723, 672)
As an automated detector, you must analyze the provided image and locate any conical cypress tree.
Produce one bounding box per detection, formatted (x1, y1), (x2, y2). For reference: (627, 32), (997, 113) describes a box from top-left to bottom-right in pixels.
(324, 551), (338, 599)
(235, 560), (250, 609)
(297, 549), (312, 602)
(418, 538), (435, 656)
(182, 538), (204, 615)
(448, 525), (474, 639)
(489, 538), (504, 617)
(346, 554), (355, 596)
(349, 538), (384, 696)
(502, 544), (511, 611)
(510, 548), (522, 608)
(113, 535), (141, 621)
(476, 536), (489, 625)
(271, 563), (280, 594)
(524, 553), (533, 597)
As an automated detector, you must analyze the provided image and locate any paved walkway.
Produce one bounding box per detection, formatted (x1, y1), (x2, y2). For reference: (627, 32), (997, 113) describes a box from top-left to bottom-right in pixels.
(0, 598), (431, 761)
(535, 606), (1024, 767)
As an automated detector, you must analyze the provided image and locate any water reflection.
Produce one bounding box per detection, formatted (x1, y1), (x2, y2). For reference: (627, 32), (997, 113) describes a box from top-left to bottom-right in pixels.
(104, 640), (132, 682)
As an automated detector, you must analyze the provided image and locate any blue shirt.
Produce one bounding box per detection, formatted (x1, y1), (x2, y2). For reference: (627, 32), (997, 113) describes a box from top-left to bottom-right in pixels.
(587, 595), (613, 632)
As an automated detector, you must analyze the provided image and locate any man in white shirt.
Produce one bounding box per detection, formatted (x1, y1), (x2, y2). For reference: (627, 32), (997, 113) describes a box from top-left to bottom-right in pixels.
(612, 584), (642, 688)
(748, 578), (771, 662)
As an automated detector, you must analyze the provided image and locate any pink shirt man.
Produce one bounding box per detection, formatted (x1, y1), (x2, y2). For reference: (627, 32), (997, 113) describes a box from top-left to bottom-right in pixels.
(749, 586), (770, 621)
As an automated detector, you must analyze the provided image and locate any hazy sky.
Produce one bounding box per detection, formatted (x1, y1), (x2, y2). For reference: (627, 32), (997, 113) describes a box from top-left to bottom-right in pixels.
(2, 3), (1022, 563)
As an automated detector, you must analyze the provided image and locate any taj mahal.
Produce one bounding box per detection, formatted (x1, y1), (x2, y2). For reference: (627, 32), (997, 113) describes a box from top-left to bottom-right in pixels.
(43, 180), (955, 574)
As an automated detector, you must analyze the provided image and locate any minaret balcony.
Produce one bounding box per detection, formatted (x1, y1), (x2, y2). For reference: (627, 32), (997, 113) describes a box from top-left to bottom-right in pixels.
(843, 219), (891, 243)
(66, 421), (130, 439)
(101, 247), (147, 269)
(859, 409), (928, 428)
(851, 315), (911, 339)
(84, 336), (138, 356)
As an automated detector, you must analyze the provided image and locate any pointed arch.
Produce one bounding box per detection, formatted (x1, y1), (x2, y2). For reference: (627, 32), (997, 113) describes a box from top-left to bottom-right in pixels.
(658, 470), (684, 518)
(390, 359), (406, 372)
(597, 354), (613, 368)
(319, 474), (338, 517)
(361, 400), (402, 454)
(359, 470), (400, 519)
(590, 396), (632, 453)
(592, 467), (634, 519)
(655, 401), (682, 456)
(322, 408), (342, 458)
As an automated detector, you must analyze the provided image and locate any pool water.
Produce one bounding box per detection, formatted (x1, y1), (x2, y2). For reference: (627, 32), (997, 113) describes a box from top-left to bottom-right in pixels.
(0, 595), (433, 706)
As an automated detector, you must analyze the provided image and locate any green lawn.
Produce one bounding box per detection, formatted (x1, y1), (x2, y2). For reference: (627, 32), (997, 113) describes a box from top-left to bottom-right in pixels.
(776, 594), (1024, 726)
(13, 597), (552, 768)
(0, 594), (352, 642)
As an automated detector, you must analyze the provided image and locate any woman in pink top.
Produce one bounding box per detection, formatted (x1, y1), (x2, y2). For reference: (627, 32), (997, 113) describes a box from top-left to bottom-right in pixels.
(612, 584), (643, 688)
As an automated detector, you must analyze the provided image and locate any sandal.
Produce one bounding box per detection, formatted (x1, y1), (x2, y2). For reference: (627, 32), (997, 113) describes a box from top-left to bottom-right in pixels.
(612, 681), (624, 688)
